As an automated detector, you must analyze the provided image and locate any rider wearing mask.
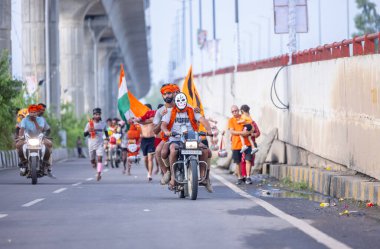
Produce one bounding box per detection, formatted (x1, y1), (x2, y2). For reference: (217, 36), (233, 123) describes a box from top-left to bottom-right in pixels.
(16, 104), (53, 177)
(160, 92), (214, 193)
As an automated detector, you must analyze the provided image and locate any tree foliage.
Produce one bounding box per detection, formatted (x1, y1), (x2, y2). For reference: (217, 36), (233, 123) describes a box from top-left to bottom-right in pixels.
(0, 51), (23, 149)
(60, 103), (87, 148)
(354, 0), (380, 36)
(0, 50), (86, 150)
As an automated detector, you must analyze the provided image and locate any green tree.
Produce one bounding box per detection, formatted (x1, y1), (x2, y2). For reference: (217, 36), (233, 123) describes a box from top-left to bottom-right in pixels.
(354, 0), (380, 36)
(60, 103), (87, 148)
(0, 51), (23, 149)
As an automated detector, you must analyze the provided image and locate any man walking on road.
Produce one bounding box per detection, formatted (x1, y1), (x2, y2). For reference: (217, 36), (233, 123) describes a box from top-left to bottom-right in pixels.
(137, 104), (156, 181)
(228, 105), (255, 185)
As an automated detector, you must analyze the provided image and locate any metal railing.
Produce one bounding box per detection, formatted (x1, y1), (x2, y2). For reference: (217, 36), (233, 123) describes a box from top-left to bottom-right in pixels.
(194, 32), (380, 78)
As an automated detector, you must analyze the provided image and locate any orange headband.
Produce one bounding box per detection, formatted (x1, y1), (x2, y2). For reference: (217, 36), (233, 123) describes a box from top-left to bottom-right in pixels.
(28, 105), (39, 113)
(171, 84), (180, 93)
(160, 85), (174, 95)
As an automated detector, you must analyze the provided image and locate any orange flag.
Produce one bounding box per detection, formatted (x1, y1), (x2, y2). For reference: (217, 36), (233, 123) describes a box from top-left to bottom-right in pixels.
(128, 91), (150, 118)
(182, 65), (204, 116)
(182, 65), (206, 132)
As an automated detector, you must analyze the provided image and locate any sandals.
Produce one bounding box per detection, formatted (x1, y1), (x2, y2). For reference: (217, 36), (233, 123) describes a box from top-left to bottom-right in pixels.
(168, 181), (175, 191)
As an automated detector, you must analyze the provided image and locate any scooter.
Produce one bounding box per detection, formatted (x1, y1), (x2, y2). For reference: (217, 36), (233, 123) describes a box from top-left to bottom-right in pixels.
(21, 132), (48, 184)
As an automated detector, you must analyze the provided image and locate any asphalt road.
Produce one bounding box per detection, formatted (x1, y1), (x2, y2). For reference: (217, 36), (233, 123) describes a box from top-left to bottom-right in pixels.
(0, 157), (379, 249)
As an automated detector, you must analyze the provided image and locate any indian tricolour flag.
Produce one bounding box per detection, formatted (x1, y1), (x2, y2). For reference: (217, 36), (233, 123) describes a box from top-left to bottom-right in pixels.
(118, 64), (149, 122)
(118, 65), (131, 121)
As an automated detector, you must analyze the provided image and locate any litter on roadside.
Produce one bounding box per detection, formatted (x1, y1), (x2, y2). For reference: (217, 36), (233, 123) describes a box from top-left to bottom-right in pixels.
(339, 210), (350, 216)
(320, 202), (330, 207)
(366, 202), (374, 208)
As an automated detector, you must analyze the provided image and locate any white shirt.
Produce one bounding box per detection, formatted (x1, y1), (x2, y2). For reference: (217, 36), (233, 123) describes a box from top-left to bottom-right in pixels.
(162, 107), (202, 142)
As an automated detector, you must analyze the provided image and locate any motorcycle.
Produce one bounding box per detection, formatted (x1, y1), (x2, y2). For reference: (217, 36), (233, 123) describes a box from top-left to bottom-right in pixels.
(170, 128), (209, 200)
(21, 132), (48, 184)
(108, 134), (122, 168)
(126, 139), (141, 164)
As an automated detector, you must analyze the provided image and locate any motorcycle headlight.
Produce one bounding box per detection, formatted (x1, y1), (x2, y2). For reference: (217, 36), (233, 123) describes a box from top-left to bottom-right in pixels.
(128, 144), (137, 152)
(185, 141), (198, 149)
(28, 138), (40, 146)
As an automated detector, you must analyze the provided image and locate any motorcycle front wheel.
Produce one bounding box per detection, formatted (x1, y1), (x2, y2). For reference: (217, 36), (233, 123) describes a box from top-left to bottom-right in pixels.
(188, 159), (198, 200)
(30, 157), (38, 185)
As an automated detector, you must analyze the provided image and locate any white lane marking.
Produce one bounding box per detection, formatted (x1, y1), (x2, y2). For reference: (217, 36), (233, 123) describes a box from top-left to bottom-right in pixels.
(22, 198), (45, 207)
(53, 188), (67, 194)
(143, 209), (151, 212)
(86, 178), (93, 181)
(212, 173), (353, 249)
(104, 169), (109, 173)
(72, 182), (82, 186)
(0, 214), (8, 219)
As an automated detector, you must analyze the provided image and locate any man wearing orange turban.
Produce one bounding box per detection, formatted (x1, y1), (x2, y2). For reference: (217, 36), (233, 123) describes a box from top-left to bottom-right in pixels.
(152, 83), (177, 184)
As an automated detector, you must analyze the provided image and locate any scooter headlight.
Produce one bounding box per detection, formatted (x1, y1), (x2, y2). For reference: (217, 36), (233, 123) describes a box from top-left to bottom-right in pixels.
(185, 141), (198, 149)
(28, 138), (40, 146)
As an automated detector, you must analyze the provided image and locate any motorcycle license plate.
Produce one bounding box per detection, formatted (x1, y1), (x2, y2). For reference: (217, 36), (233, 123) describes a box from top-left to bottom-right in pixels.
(30, 152), (38, 157)
(181, 150), (202, 155)
(28, 146), (41, 150)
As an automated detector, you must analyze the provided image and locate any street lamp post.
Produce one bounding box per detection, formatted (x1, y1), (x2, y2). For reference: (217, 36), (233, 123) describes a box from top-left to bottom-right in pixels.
(346, 0), (350, 38)
(234, 0), (240, 73)
(257, 15), (271, 58)
(241, 31), (253, 62)
(250, 22), (262, 60)
(44, 0), (50, 109)
(212, 0), (217, 74)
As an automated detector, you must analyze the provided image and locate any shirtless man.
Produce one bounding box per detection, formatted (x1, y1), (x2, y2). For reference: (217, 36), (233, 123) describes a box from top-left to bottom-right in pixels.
(138, 104), (156, 181)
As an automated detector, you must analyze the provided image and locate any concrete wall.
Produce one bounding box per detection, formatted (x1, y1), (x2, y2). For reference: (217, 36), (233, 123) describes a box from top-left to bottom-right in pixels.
(197, 55), (380, 179)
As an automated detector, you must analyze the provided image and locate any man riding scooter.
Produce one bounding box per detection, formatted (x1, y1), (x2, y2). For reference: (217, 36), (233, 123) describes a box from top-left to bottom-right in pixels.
(16, 104), (54, 177)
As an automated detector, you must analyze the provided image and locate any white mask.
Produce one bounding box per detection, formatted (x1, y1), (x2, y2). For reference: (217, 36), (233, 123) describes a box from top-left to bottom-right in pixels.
(175, 93), (188, 110)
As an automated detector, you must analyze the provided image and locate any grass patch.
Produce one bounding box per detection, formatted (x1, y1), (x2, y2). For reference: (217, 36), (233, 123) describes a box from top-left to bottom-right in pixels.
(280, 177), (309, 191)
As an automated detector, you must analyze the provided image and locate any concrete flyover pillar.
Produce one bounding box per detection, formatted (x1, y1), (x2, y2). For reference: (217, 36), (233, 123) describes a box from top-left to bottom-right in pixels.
(108, 52), (123, 118)
(0, 0), (11, 55)
(82, 26), (96, 114)
(22, 0), (46, 102)
(47, 0), (60, 116)
(99, 46), (120, 118)
(59, 0), (93, 117)
(97, 46), (110, 115)
(21, 0), (60, 115)
(109, 64), (119, 118)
